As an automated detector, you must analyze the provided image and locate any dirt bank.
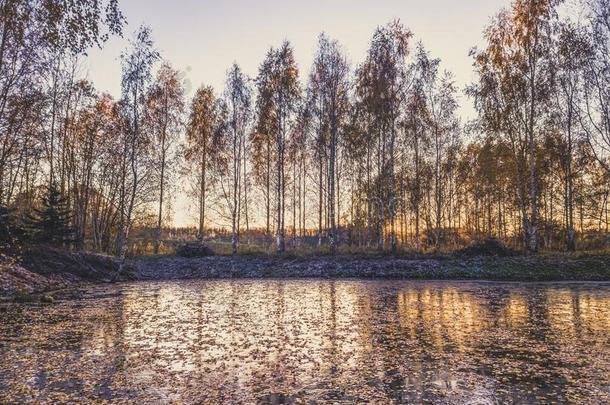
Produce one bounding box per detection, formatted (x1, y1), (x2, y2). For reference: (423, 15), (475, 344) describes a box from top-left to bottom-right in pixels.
(0, 246), (125, 300)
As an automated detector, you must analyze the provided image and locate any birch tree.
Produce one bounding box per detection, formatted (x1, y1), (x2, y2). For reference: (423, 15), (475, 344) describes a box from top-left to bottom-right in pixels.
(252, 49), (277, 244)
(116, 25), (159, 270)
(147, 63), (185, 254)
(357, 21), (412, 252)
(184, 86), (225, 239)
(222, 63), (251, 254)
(581, 0), (610, 176)
(551, 23), (591, 250)
(263, 42), (300, 252)
(470, 0), (557, 252)
(307, 34), (350, 252)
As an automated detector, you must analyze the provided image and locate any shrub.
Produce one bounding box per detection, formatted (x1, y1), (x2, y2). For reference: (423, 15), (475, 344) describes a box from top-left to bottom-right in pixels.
(175, 242), (215, 258)
(458, 238), (519, 257)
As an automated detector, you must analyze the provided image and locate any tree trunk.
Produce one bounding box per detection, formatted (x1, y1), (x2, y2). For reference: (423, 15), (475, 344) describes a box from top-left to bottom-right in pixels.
(389, 118), (397, 254)
(199, 140), (207, 240)
(154, 114), (168, 255)
(329, 115), (337, 254)
(265, 132), (270, 244)
(318, 150), (324, 247)
(276, 105), (285, 252)
(414, 126), (421, 253)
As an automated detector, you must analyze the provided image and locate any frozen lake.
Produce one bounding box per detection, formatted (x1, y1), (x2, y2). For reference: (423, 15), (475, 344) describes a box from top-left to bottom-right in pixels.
(1, 280), (610, 403)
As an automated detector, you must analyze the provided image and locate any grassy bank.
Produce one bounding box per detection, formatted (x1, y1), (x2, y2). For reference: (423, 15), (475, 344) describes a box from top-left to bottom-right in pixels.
(134, 252), (610, 282)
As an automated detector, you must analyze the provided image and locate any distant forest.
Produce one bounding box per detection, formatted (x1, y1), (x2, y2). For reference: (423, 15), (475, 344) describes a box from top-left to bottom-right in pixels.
(1, 0), (610, 257)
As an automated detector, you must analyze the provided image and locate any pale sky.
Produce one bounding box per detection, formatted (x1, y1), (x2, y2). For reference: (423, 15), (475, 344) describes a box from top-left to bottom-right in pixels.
(84, 0), (509, 227)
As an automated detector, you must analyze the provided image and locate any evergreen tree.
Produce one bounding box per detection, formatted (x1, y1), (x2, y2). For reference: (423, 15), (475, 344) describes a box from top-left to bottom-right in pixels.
(26, 184), (74, 246)
(0, 205), (29, 254)
(0, 205), (16, 249)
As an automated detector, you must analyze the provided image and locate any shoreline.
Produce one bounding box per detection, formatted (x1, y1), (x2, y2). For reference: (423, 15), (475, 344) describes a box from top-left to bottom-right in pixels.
(115, 277), (610, 286)
(134, 254), (610, 282)
(2, 249), (610, 301)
